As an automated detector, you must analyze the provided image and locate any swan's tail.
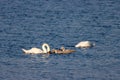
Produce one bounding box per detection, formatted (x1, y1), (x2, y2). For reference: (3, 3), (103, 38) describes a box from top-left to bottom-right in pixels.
(22, 48), (29, 53)
(75, 44), (79, 48)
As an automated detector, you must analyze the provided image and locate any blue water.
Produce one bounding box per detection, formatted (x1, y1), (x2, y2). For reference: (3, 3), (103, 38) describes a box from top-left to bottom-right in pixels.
(0, 0), (120, 80)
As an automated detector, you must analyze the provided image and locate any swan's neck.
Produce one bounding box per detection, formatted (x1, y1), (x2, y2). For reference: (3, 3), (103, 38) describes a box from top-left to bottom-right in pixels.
(42, 43), (50, 53)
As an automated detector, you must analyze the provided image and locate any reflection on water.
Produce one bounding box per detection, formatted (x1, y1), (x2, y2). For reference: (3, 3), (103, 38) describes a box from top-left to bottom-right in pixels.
(29, 53), (50, 63)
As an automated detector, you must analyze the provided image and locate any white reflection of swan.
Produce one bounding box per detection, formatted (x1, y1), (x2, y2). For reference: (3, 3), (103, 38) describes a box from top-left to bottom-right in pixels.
(30, 54), (50, 63)
(75, 41), (94, 48)
(22, 43), (50, 54)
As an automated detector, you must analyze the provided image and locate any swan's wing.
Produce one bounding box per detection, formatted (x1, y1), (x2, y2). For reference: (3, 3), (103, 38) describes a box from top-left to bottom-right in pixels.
(75, 41), (92, 48)
(30, 48), (43, 53)
(22, 47), (43, 54)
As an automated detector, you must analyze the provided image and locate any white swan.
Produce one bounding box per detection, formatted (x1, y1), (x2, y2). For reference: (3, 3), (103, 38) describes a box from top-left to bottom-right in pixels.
(22, 43), (50, 54)
(75, 41), (94, 48)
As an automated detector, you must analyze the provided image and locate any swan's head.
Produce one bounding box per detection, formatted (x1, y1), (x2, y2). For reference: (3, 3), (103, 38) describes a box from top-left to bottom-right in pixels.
(60, 46), (65, 51)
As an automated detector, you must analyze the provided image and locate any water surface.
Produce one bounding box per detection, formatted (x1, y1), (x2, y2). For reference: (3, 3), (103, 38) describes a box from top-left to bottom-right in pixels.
(0, 0), (120, 80)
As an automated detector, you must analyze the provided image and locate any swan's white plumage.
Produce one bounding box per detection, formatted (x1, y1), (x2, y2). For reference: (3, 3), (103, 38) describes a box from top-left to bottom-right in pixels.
(75, 41), (94, 48)
(22, 43), (50, 54)
(22, 48), (43, 54)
